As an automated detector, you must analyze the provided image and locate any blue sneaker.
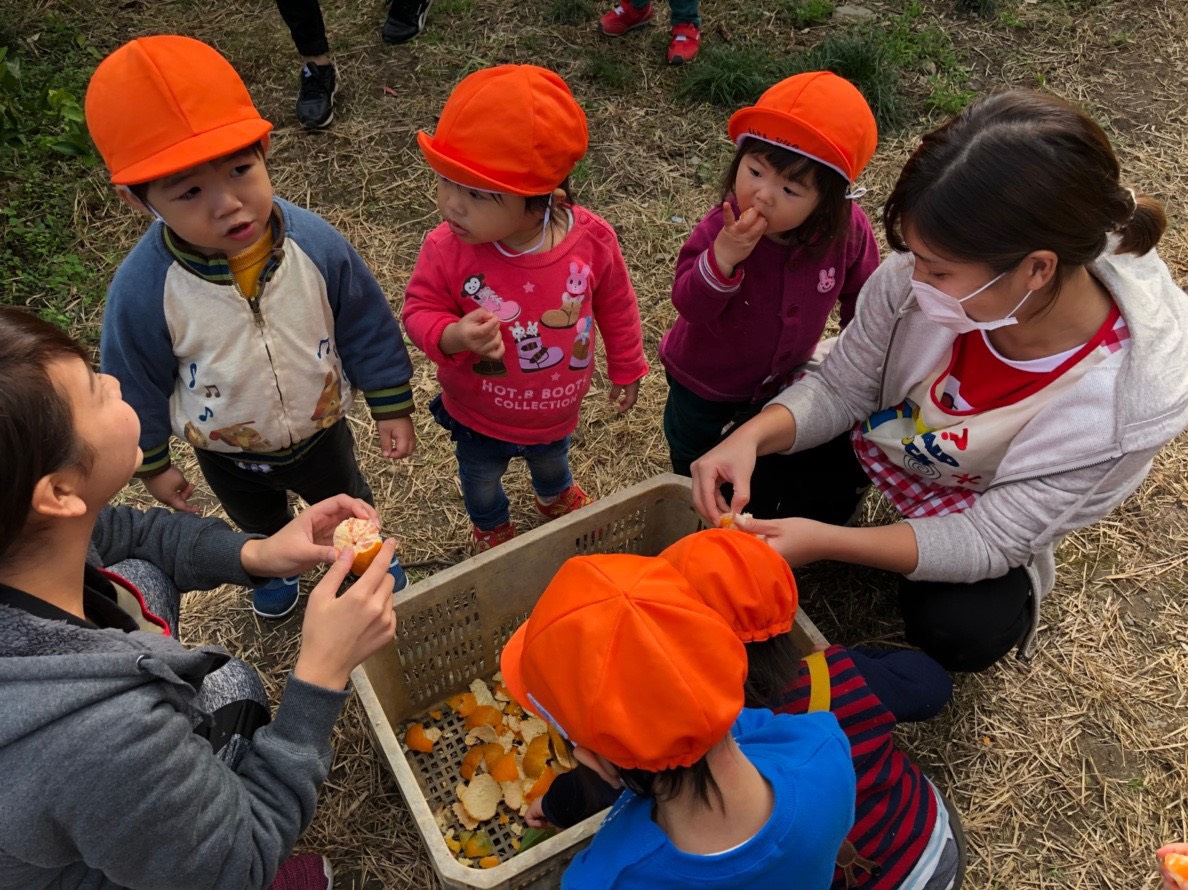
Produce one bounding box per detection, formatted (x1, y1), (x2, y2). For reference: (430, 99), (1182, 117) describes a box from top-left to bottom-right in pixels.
(252, 576), (300, 619)
(349, 553), (407, 592)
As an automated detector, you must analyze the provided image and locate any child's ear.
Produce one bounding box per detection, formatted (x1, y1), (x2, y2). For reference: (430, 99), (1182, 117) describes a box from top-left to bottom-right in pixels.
(30, 471), (89, 522)
(573, 746), (622, 789)
(551, 187), (567, 204)
(115, 185), (155, 218)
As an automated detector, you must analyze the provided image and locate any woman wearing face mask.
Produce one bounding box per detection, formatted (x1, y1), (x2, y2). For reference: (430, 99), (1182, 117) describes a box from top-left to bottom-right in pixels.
(691, 90), (1188, 672)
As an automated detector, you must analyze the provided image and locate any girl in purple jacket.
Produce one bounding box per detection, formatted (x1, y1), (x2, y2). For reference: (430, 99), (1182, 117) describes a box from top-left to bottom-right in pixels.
(659, 72), (880, 520)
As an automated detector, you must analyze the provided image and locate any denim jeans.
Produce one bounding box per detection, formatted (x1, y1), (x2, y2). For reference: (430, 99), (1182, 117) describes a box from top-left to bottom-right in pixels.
(456, 434), (573, 530)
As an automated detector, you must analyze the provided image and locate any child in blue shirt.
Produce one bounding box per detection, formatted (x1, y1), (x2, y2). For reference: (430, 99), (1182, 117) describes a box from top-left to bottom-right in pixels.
(500, 553), (855, 889)
(85, 36), (415, 618)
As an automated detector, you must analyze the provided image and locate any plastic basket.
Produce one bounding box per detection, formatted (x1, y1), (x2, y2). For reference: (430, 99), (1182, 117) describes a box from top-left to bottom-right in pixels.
(351, 473), (827, 890)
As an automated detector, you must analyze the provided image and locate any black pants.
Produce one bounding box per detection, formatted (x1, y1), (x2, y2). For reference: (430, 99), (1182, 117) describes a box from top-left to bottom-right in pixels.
(276, 0), (330, 56)
(663, 373), (870, 524)
(194, 420), (373, 536)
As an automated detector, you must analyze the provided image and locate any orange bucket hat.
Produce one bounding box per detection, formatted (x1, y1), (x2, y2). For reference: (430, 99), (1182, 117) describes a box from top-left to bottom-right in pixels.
(727, 71), (877, 184)
(659, 528), (798, 643)
(417, 64), (588, 196)
(85, 35), (272, 185)
(499, 554), (746, 771)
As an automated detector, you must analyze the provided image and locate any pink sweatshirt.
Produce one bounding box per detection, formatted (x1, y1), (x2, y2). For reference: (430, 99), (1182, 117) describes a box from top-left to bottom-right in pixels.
(403, 206), (649, 445)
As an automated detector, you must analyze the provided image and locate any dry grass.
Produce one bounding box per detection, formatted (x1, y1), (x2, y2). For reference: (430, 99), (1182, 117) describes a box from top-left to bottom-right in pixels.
(13, 0), (1188, 885)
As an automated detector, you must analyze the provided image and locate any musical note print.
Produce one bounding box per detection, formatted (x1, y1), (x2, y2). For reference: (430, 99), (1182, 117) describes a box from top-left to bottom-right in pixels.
(203, 384), (221, 398)
(199, 407), (214, 421)
(188, 363), (197, 389)
(317, 337), (332, 359)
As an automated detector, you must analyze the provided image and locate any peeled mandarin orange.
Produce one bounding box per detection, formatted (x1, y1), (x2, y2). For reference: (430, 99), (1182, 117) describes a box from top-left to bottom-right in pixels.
(1165, 853), (1188, 886)
(332, 517), (383, 575)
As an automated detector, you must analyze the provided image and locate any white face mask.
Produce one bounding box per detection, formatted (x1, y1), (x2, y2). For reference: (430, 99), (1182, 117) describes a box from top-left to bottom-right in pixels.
(911, 271), (1033, 334)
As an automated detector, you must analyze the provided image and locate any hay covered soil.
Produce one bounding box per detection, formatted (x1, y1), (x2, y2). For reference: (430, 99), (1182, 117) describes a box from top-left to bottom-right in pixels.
(13, 0), (1188, 885)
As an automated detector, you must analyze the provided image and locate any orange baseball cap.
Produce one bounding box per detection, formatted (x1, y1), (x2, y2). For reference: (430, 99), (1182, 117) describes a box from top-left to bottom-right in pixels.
(417, 64), (588, 196)
(727, 71), (877, 184)
(660, 528), (798, 643)
(499, 554), (746, 771)
(85, 36), (272, 185)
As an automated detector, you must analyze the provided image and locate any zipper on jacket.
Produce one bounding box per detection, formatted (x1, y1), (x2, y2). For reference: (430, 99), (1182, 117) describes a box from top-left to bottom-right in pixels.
(247, 295), (264, 329)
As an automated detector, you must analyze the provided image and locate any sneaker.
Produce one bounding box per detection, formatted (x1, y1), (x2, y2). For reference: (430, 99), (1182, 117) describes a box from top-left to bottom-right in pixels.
(472, 521), (517, 553)
(295, 62), (337, 129)
(271, 853), (333, 890)
(599, 0), (654, 36)
(535, 483), (594, 520)
(383, 0), (433, 44)
(667, 23), (701, 64)
(252, 576), (300, 619)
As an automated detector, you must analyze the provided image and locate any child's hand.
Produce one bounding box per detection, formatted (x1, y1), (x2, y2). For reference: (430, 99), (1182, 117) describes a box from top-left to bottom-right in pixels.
(712, 202), (769, 278)
(524, 797), (552, 829)
(441, 308), (505, 360)
(143, 467), (199, 513)
(293, 539), (399, 691)
(240, 496), (379, 578)
(608, 380), (640, 414)
(1158, 844), (1188, 890)
(378, 416), (416, 459)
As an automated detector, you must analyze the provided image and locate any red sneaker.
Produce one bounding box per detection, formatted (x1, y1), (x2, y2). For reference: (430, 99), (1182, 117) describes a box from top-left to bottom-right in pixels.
(473, 521), (518, 553)
(535, 484), (594, 520)
(270, 854), (333, 890)
(600, 0), (654, 36)
(667, 22), (701, 64)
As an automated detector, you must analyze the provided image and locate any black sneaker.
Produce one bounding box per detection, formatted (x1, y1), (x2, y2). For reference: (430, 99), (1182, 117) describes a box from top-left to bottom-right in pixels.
(295, 62), (337, 129)
(382, 0), (433, 44)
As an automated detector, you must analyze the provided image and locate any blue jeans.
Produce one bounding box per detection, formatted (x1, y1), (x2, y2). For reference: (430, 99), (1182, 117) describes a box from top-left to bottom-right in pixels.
(457, 434), (573, 530)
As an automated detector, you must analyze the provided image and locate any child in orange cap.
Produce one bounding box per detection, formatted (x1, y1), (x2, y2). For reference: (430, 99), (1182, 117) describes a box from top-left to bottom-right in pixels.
(500, 553), (855, 889)
(403, 65), (648, 553)
(661, 72), (880, 519)
(533, 528), (962, 889)
(85, 36), (415, 618)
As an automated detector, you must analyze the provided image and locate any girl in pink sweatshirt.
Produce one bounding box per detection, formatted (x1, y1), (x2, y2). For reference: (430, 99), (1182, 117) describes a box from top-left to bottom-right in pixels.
(403, 65), (648, 552)
(659, 72), (880, 519)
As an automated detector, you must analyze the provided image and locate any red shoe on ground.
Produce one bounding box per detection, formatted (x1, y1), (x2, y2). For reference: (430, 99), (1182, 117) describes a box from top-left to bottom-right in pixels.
(271, 854), (333, 890)
(473, 521), (518, 553)
(535, 484), (594, 520)
(600, 0), (654, 36)
(667, 22), (701, 64)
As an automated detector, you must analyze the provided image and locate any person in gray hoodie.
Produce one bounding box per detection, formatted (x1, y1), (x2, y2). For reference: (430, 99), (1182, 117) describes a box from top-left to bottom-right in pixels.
(0, 305), (399, 888)
(691, 90), (1188, 672)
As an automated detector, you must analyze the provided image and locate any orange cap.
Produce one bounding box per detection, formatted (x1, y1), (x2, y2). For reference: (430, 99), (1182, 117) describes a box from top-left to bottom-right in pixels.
(417, 65), (588, 196)
(660, 528), (798, 643)
(727, 71), (877, 184)
(85, 36), (272, 185)
(499, 554), (746, 771)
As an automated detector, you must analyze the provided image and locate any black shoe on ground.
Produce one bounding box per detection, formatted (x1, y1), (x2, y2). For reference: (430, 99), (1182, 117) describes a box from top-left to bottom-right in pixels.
(382, 0), (433, 44)
(295, 62), (337, 129)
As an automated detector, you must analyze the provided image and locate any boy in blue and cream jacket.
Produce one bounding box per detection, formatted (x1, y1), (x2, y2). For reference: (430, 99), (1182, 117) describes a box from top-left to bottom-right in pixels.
(86, 35), (415, 618)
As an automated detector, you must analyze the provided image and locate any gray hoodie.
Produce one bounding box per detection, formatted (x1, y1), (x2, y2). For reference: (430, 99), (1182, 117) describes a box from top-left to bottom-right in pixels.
(771, 245), (1188, 656)
(0, 506), (348, 889)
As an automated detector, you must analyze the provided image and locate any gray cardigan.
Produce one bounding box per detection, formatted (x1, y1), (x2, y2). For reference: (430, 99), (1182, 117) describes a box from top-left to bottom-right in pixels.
(771, 245), (1188, 656)
(0, 505), (349, 889)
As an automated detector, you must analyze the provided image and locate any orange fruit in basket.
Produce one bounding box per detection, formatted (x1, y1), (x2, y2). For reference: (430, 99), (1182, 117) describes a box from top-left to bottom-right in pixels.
(404, 722), (437, 753)
(465, 705), (503, 730)
(460, 746), (485, 781)
(490, 751), (520, 783)
(522, 734), (550, 779)
(462, 829), (495, 859)
(1165, 853), (1188, 887)
(479, 855), (501, 869)
(332, 517), (383, 575)
(525, 765), (557, 802)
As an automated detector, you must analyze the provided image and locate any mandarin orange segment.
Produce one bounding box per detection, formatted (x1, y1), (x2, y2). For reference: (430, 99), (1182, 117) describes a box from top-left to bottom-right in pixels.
(522, 734), (550, 779)
(404, 722), (436, 753)
(460, 746), (485, 781)
(525, 765), (556, 802)
(464, 705), (503, 730)
(332, 517), (383, 574)
(490, 751), (520, 783)
(1165, 853), (1188, 883)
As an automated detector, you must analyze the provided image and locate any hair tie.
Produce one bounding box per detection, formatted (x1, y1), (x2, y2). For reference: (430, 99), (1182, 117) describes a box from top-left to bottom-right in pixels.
(845, 185), (868, 201)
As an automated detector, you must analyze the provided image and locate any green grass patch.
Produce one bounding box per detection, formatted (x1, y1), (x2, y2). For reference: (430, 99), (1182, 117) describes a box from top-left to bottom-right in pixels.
(579, 45), (634, 89)
(674, 43), (783, 108)
(1, 16), (109, 338)
(547, 0), (596, 26)
(778, 0), (835, 29)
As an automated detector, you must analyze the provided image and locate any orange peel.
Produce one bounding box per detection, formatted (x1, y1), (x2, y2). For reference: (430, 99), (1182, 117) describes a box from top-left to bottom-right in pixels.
(522, 734), (550, 779)
(460, 746), (485, 781)
(464, 705), (504, 730)
(490, 751), (520, 783)
(478, 855), (501, 869)
(524, 765), (557, 802)
(332, 517), (383, 575)
(404, 722), (438, 753)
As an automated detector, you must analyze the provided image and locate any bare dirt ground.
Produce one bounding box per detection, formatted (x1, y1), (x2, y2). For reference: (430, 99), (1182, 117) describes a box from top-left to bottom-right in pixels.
(8, 0), (1187, 886)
